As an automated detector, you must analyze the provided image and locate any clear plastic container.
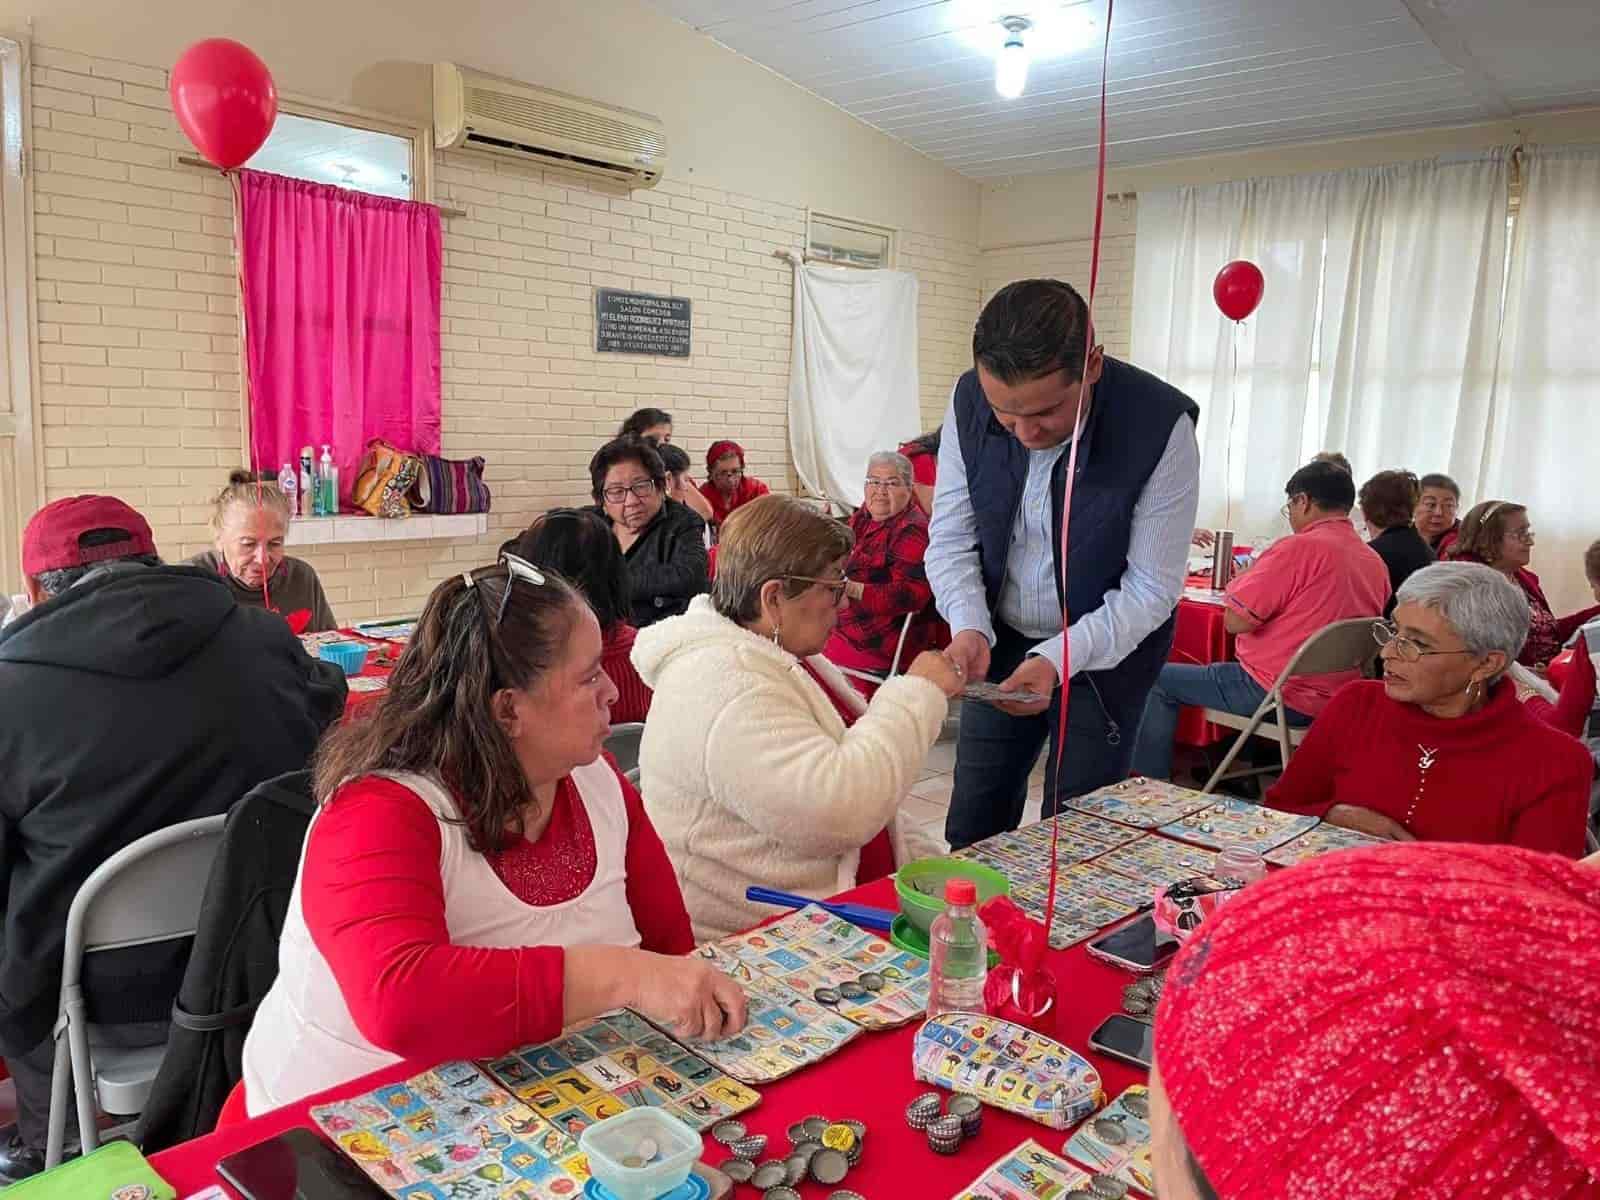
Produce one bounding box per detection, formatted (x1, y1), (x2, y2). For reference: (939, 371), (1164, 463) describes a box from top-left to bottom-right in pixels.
(927, 877), (989, 1017)
(579, 1108), (700, 1200)
(1216, 842), (1267, 885)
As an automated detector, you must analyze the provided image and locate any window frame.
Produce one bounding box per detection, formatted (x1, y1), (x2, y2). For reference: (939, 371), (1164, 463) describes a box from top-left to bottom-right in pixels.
(805, 210), (897, 270)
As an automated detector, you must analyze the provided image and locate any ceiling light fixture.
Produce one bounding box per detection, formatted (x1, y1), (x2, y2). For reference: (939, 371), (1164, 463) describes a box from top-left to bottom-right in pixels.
(995, 16), (1032, 100)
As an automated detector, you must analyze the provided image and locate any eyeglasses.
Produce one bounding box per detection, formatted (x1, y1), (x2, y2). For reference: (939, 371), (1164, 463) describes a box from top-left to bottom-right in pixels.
(712, 468), (745, 483)
(1371, 621), (1474, 663)
(786, 574), (852, 603)
(601, 479), (661, 504)
(464, 552), (547, 628)
(862, 478), (908, 492)
(1507, 527), (1536, 544)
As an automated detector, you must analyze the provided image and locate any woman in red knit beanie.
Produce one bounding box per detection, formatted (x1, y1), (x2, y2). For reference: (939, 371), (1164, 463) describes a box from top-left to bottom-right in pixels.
(700, 439), (770, 527)
(1151, 841), (1600, 1200)
(1266, 561), (1592, 857)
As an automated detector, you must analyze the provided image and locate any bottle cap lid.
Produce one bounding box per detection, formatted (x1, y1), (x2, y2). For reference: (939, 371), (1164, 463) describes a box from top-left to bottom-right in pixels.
(944, 878), (977, 905)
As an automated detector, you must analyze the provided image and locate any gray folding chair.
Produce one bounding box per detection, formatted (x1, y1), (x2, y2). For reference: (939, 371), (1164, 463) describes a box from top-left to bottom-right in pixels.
(1201, 618), (1379, 795)
(605, 721), (646, 786)
(45, 814), (227, 1168)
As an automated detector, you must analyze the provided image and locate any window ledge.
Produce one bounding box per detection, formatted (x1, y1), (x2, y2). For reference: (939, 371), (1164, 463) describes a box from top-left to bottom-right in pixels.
(285, 514), (488, 546)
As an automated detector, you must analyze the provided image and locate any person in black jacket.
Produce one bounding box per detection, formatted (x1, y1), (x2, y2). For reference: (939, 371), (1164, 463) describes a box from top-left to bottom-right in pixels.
(590, 436), (709, 627)
(0, 496), (346, 1180)
(1359, 470), (1434, 615)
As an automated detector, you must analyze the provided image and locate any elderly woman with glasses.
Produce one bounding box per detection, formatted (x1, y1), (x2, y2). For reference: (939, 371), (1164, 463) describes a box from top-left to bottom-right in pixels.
(699, 439), (770, 528)
(1447, 499), (1600, 671)
(823, 451), (938, 691)
(240, 554), (746, 1114)
(1265, 562), (1591, 856)
(633, 495), (964, 939)
(590, 436), (708, 628)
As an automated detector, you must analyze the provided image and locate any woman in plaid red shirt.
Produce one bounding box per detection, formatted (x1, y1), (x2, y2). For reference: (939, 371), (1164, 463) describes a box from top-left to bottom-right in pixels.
(825, 451), (940, 694)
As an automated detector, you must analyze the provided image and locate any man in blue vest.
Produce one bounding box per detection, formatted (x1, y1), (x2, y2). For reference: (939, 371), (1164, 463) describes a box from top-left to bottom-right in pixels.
(927, 279), (1201, 849)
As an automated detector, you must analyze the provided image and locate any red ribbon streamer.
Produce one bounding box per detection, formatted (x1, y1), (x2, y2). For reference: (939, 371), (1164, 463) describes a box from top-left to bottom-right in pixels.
(1041, 0), (1115, 945)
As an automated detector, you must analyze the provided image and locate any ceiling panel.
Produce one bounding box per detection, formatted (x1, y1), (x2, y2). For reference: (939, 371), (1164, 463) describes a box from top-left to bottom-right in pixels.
(644, 0), (1600, 177)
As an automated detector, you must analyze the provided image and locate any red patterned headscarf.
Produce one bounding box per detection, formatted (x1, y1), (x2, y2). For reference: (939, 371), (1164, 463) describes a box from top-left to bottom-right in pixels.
(1155, 842), (1600, 1199)
(706, 440), (745, 473)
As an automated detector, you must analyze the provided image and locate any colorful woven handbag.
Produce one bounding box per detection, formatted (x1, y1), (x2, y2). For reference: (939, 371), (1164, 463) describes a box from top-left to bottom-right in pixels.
(410, 454), (491, 514)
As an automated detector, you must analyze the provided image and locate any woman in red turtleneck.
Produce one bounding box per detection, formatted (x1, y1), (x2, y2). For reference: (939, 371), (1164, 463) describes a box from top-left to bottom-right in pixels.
(1267, 562), (1592, 857)
(699, 440), (770, 527)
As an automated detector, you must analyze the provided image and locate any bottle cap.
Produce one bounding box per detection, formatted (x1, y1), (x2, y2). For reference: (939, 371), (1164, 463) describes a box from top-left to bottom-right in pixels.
(944, 878), (977, 905)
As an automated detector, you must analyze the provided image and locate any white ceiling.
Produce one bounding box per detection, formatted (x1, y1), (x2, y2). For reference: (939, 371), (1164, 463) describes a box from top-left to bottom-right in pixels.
(645, 0), (1600, 177)
(247, 113), (414, 199)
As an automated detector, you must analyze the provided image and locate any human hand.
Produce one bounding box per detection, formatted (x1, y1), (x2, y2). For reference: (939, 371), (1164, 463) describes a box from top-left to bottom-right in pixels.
(1325, 804), (1416, 842)
(1191, 528), (1215, 549)
(631, 953), (749, 1042)
(946, 630), (992, 683)
(994, 654), (1056, 716)
(907, 650), (964, 698)
(846, 580), (866, 603)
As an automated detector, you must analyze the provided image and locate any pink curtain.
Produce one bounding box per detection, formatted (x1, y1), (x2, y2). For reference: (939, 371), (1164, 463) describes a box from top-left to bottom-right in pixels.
(236, 169), (442, 503)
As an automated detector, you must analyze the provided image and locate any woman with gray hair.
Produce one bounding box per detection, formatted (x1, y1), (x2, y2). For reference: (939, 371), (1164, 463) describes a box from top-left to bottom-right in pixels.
(633, 495), (963, 938)
(1265, 562), (1592, 856)
(824, 450), (940, 695)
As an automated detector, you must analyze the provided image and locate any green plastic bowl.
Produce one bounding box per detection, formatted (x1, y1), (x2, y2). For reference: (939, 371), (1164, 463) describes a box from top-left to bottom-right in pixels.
(895, 857), (1011, 937)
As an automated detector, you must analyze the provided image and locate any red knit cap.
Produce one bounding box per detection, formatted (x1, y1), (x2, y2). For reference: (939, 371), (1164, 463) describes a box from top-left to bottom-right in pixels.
(1154, 843), (1600, 1200)
(706, 440), (744, 473)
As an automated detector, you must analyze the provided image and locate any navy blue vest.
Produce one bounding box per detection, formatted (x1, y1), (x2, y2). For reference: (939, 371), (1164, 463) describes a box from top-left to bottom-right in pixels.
(954, 355), (1200, 715)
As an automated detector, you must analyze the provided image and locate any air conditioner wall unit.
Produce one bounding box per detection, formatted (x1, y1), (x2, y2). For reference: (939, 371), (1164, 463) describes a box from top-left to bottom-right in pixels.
(433, 62), (667, 189)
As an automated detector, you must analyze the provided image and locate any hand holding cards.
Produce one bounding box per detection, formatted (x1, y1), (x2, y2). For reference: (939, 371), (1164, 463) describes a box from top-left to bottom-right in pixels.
(962, 680), (1045, 706)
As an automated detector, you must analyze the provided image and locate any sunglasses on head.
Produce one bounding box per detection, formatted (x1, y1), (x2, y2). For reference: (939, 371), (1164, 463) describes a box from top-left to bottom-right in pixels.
(463, 552), (547, 628)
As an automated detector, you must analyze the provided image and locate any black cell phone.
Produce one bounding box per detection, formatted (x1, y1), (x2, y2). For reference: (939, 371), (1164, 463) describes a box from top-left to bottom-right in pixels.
(217, 1127), (388, 1200)
(1088, 1013), (1155, 1069)
(1084, 913), (1180, 974)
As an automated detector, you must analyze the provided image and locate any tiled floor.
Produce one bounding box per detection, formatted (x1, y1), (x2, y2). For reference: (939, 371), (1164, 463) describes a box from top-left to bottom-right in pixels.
(898, 704), (1047, 860)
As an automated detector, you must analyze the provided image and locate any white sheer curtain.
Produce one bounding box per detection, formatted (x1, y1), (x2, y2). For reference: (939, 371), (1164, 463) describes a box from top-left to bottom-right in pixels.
(1132, 155), (1509, 539)
(1483, 144), (1600, 613)
(1318, 153), (1509, 491)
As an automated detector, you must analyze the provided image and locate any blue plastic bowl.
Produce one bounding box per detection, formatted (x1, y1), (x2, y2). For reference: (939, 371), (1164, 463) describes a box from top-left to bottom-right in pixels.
(317, 640), (371, 676)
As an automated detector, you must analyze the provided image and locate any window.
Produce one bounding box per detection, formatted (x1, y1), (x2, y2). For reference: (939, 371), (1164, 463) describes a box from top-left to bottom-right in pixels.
(246, 111), (418, 200)
(807, 213), (895, 269)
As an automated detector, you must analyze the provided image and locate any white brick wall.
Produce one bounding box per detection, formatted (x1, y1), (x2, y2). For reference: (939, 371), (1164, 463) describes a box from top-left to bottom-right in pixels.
(979, 233), (1137, 360)
(28, 46), (982, 620)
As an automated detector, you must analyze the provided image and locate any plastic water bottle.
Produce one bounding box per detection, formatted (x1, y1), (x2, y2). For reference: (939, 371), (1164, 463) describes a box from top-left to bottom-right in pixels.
(927, 878), (988, 1017)
(277, 462), (297, 518)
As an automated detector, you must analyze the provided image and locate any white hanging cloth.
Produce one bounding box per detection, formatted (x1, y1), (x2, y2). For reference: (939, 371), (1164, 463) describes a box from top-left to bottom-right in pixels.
(786, 257), (920, 509)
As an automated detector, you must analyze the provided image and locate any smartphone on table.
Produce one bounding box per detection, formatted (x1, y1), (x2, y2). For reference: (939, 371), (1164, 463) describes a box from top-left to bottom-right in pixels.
(217, 1127), (387, 1200)
(1085, 912), (1179, 975)
(1088, 1013), (1155, 1070)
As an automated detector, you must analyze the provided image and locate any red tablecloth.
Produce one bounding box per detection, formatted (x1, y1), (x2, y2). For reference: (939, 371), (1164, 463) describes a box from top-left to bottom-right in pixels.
(1171, 588), (1236, 747)
(150, 878), (1147, 1197)
(322, 632), (399, 717)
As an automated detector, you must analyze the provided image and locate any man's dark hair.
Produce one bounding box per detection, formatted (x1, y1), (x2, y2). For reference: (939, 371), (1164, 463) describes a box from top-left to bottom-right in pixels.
(589, 436), (666, 501)
(1418, 472), (1460, 499)
(618, 407), (672, 438)
(501, 508), (630, 632)
(654, 441), (692, 476)
(973, 279), (1092, 385)
(1284, 460), (1356, 514)
(34, 528), (161, 598)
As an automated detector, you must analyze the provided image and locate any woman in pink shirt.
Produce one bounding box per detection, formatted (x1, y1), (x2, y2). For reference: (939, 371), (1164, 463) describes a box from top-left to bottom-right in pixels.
(1132, 461), (1390, 779)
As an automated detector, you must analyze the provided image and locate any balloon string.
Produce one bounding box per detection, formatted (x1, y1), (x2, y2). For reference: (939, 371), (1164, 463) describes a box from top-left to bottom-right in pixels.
(1044, 0), (1114, 943)
(1225, 320), (1239, 531)
(231, 171), (271, 616)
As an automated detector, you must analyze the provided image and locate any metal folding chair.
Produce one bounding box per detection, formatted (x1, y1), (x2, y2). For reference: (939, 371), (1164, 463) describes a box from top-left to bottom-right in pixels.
(46, 814), (228, 1168)
(605, 721), (647, 786)
(1201, 618), (1379, 795)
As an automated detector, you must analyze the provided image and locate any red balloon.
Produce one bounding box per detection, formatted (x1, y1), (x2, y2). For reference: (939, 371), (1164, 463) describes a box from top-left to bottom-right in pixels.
(169, 38), (277, 170)
(1213, 259), (1265, 322)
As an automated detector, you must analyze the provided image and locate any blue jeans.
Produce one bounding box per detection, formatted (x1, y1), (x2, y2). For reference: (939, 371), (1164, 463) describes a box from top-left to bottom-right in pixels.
(1131, 662), (1309, 780)
(946, 623), (1142, 850)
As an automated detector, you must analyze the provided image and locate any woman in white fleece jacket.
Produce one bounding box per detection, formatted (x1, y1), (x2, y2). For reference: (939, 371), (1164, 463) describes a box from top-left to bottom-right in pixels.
(633, 495), (964, 939)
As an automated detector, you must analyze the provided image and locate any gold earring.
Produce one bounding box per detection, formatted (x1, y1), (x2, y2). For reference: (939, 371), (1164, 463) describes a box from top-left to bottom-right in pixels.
(771, 621), (782, 646)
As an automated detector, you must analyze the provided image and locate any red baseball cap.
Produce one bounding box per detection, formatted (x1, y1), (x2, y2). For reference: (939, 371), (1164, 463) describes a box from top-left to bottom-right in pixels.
(22, 495), (158, 577)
